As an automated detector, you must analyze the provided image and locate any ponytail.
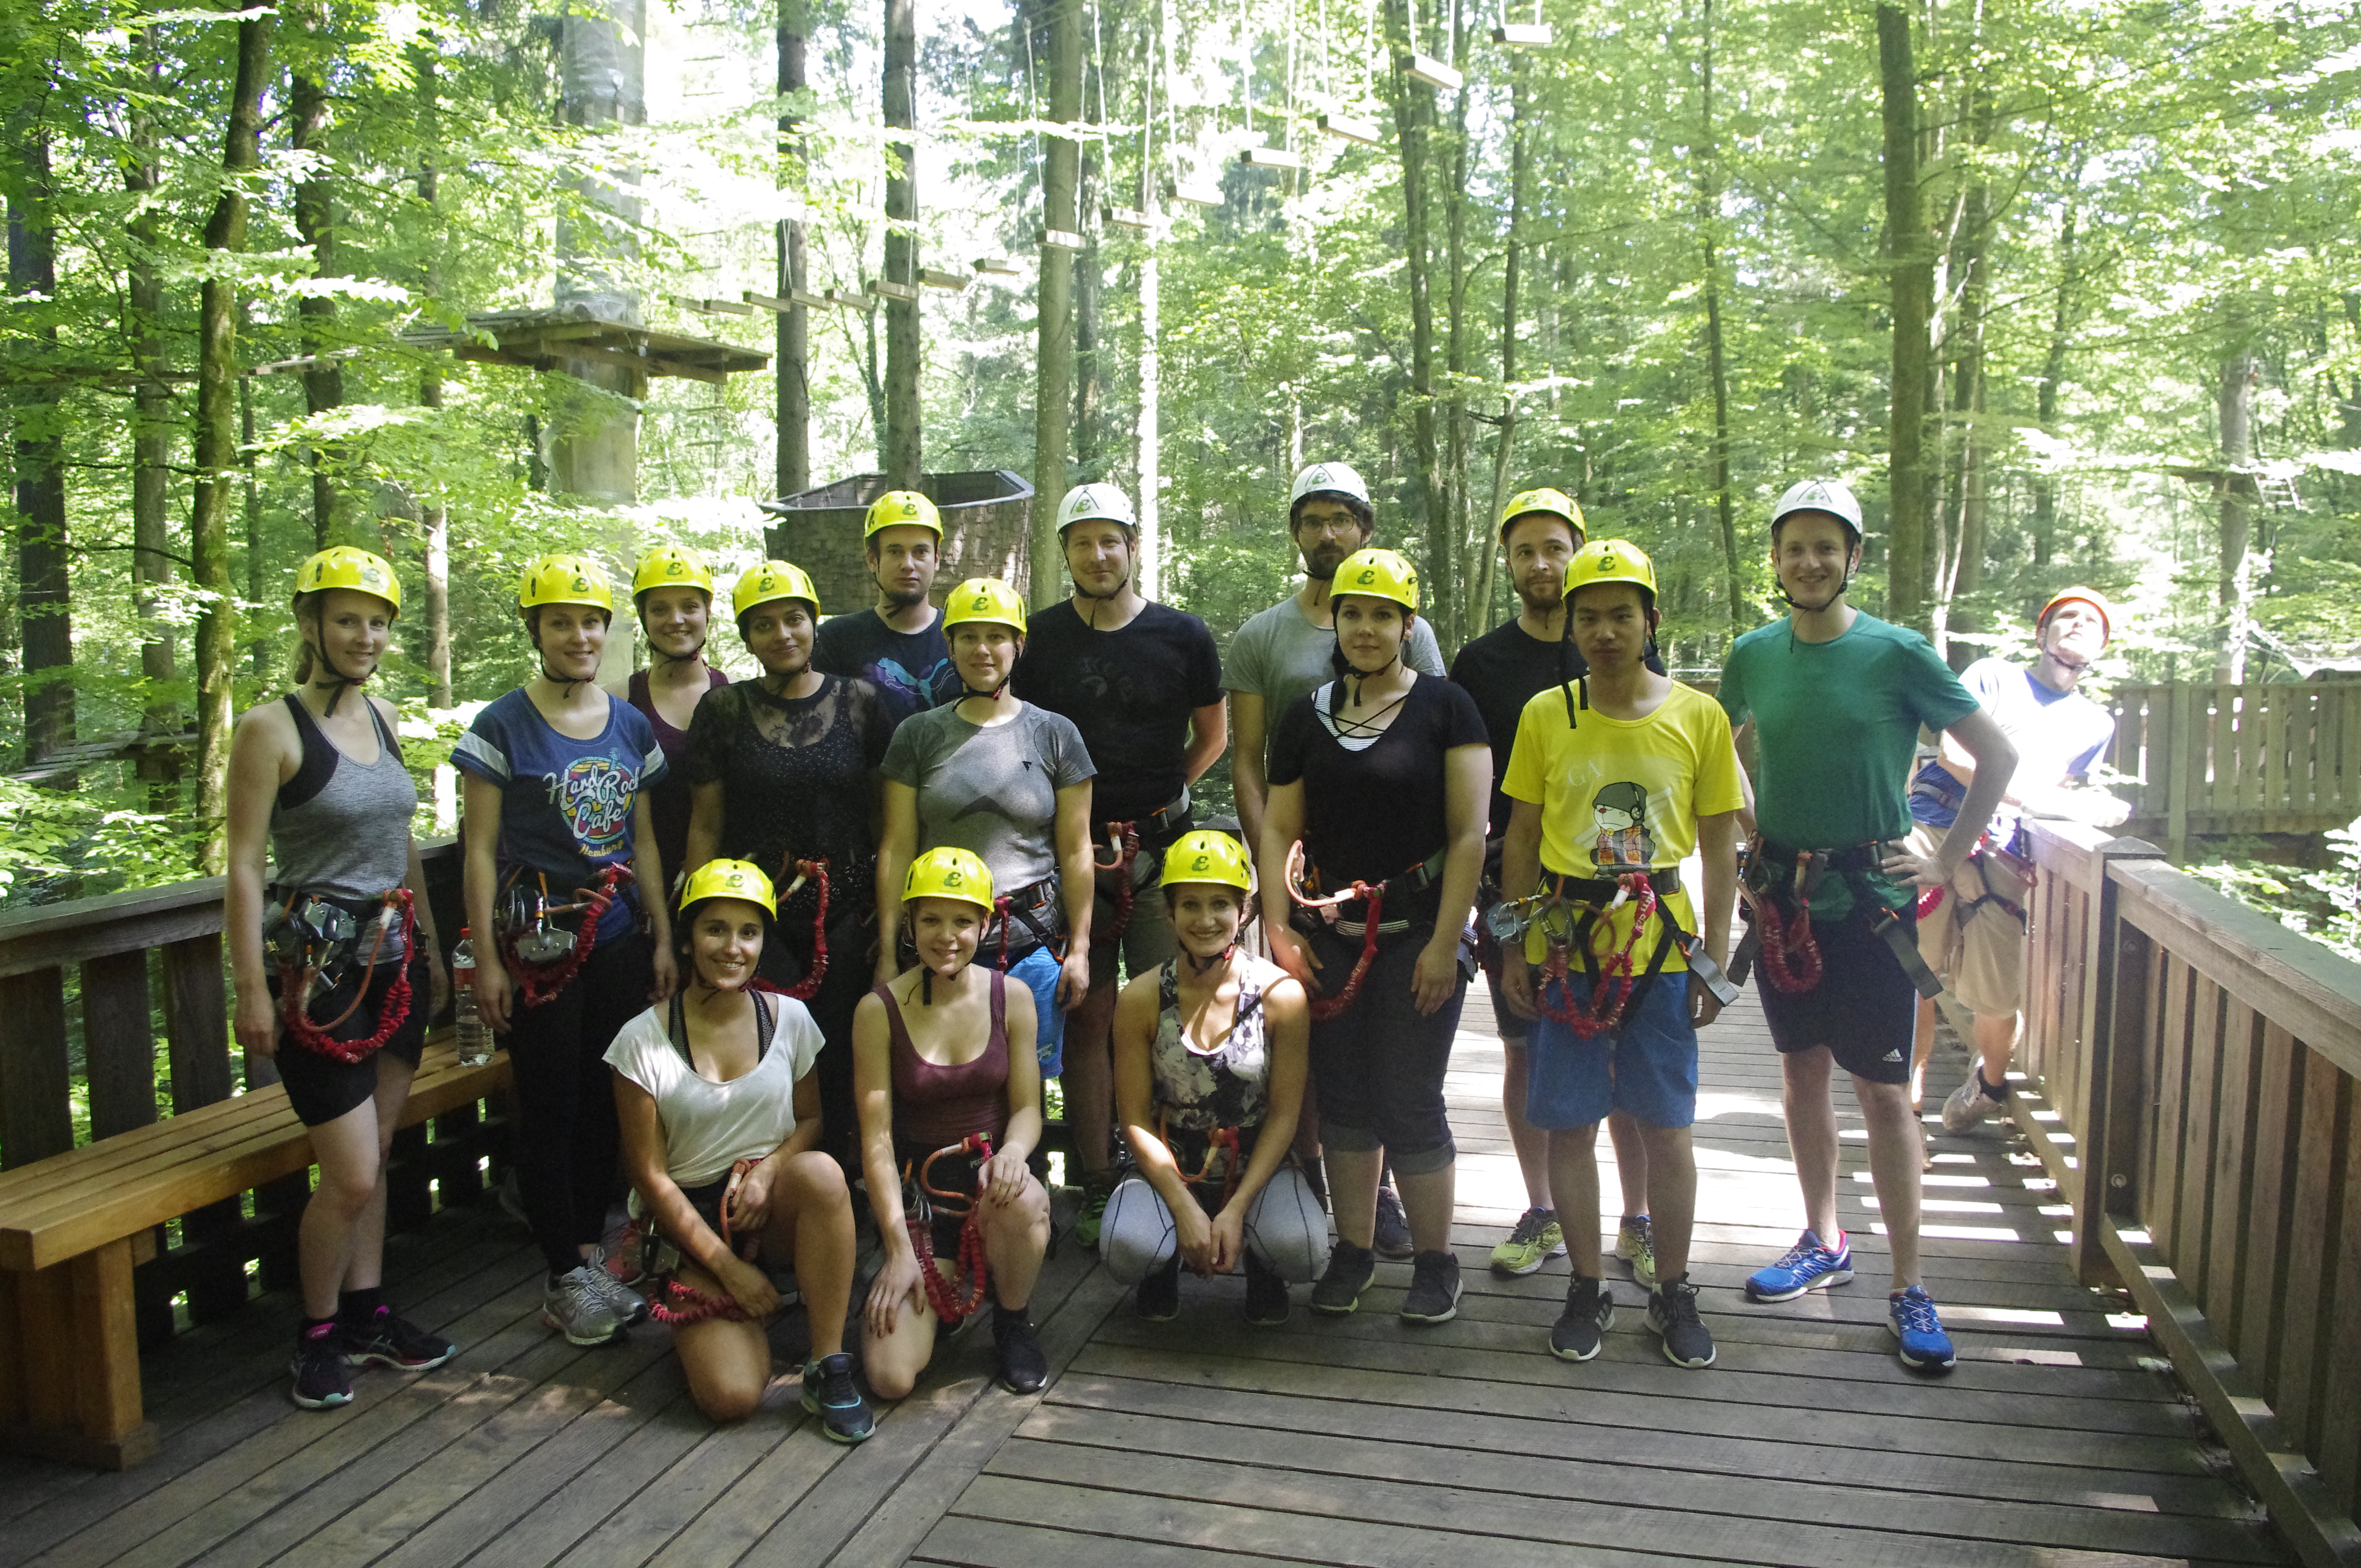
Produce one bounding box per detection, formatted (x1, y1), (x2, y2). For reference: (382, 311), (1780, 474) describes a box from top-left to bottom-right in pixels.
(290, 592), (322, 685)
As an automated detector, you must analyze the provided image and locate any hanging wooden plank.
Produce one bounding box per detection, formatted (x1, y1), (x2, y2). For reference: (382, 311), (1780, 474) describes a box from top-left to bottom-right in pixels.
(1402, 52), (1464, 90)
(1316, 111), (1383, 146)
(1492, 20), (1552, 43)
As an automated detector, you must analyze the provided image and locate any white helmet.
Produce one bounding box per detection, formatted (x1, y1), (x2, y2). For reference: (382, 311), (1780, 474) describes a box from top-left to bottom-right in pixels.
(1056, 482), (1136, 533)
(1770, 478), (1866, 541)
(1289, 460), (1372, 510)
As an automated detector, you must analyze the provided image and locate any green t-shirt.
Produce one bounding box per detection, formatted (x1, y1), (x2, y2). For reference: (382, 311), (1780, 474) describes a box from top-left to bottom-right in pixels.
(1717, 611), (1977, 921)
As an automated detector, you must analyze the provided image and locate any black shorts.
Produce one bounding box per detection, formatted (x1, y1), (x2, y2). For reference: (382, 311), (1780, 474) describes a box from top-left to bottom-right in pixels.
(267, 946), (433, 1126)
(1758, 904), (1917, 1085)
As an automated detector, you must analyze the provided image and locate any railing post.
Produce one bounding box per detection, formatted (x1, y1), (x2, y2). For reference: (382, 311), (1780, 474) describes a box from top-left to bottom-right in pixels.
(2076, 835), (2166, 1288)
(0, 969), (73, 1168)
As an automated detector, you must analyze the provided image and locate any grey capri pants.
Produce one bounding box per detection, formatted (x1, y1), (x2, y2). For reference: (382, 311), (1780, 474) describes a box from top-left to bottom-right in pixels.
(1099, 1166), (1330, 1286)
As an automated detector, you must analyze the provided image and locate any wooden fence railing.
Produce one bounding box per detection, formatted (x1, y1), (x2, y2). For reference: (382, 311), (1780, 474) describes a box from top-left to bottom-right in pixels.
(2017, 816), (2361, 1568)
(0, 840), (498, 1346)
(2106, 682), (2361, 857)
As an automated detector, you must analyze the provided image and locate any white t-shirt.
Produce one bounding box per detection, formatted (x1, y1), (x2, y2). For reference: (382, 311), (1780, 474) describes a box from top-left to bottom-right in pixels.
(604, 996), (825, 1190)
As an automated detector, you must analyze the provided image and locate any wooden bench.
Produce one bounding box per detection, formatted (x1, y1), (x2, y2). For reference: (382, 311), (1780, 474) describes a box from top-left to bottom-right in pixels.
(0, 1038), (507, 1469)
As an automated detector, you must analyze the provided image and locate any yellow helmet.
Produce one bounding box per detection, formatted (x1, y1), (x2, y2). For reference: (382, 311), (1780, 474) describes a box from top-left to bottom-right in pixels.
(1499, 487), (1586, 545)
(1564, 538), (1658, 602)
(902, 846), (994, 911)
(1331, 548), (1419, 612)
(294, 546), (402, 616)
(732, 559), (820, 624)
(864, 489), (943, 539)
(517, 553), (614, 613)
(941, 576), (1027, 636)
(1158, 830), (1252, 894)
(632, 545), (714, 601)
(678, 858), (777, 917)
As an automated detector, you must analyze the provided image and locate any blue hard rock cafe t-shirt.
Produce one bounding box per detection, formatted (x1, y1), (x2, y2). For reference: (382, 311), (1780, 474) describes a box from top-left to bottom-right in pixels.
(452, 689), (666, 943)
(812, 608), (961, 729)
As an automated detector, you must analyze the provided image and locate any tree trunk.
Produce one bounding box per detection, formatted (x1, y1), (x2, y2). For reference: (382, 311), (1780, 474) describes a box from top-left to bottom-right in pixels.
(416, 43), (452, 706)
(1695, 0), (1740, 641)
(2030, 192), (2079, 567)
(1029, 0), (1081, 604)
(242, 368), (266, 677)
(882, 0), (921, 489)
(2216, 349), (2257, 682)
(1481, 57), (1531, 636)
(1073, 122), (1106, 475)
(777, 0), (810, 499)
(194, 10), (274, 872)
(1438, 27), (1472, 652)
(1876, 3), (1933, 635)
(127, 28), (178, 801)
(1383, 0), (1446, 636)
(291, 35), (345, 549)
(9, 130), (72, 772)
(1945, 150), (1992, 671)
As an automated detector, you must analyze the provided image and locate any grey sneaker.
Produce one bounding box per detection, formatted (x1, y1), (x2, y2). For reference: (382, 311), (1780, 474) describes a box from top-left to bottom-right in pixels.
(1942, 1069), (2005, 1133)
(1647, 1277), (1717, 1369)
(1549, 1275), (1614, 1362)
(1371, 1185), (1415, 1260)
(541, 1265), (627, 1345)
(590, 1265), (650, 1326)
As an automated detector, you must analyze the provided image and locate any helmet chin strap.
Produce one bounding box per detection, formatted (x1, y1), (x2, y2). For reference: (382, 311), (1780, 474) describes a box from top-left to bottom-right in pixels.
(1183, 939), (1238, 976)
(309, 642), (374, 716)
(1776, 554), (1856, 613)
(1348, 650), (1400, 707)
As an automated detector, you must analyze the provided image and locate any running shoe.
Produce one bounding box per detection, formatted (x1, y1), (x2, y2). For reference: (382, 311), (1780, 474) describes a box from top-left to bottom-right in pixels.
(1889, 1285), (1957, 1371)
(1070, 1170), (1117, 1250)
(1617, 1214), (1657, 1288)
(1243, 1252), (1291, 1326)
(1744, 1229), (1854, 1302)
(1309, 1238), (1377, 1316)
(602, 1218), (646, 1285)
(1372, 1184), (1416, 1260)
(1490, 1206), (1565, 1277)
(801, 1352), (876, 1443)
(290, 1321), (353, 1409)
(1400, 1250), (1463, 1324)
(1134, 1255), (1181, 1322)
(541, 1265), (627, 1346)
(1646, 1277), (1716, 1369)
(994, 1310), (1049, 1393)
(341, 1306), (457, 1371)
(1549, 1275), (1614, 1362)
(590, 1266), (651, 1327)
(1941, 1070), (2007, 1134)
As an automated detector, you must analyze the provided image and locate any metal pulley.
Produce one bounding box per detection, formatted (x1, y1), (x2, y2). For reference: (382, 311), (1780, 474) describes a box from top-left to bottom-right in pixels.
(263, 895), (359, 997)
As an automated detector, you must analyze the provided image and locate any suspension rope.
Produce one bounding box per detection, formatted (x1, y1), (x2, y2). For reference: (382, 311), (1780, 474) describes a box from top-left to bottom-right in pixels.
(278, 890), (418, 1064)
(646, 1158), (763, 1326)
(499, 864), (634, 1009)
(1092, 822), (1142, 945)
(905, 1134), (994, 1325)
(1534, 874), (1658, 1039)
(771, 856), (833, 999)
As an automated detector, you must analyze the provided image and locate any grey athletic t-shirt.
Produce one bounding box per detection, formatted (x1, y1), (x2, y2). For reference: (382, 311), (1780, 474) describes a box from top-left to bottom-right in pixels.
(1224, 595), (1446, 770)
(881, 701), (1097, 896)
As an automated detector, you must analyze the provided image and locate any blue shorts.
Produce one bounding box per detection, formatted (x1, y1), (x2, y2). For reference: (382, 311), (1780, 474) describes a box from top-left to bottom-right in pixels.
(1004, 945), (1067, 1075)
(1525, 970), (1699, 1131)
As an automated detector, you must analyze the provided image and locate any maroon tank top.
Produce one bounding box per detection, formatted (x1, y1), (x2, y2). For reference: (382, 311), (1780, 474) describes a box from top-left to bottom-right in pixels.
(882, 971), (1010, 1148)
(629, 666), (730, 883)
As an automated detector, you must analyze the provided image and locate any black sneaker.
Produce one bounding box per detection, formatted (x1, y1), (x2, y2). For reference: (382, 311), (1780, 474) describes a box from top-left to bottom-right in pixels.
(1549, 1275), (1614, 1362)
(994, 1310), (1048, 1393)
(1309, 1238), (1377, 1316)
(290, 1322), (354, 1409)
(1134, 1256), (1180, 1322)
(801, 1352), (876, 1443)
(341, 1306), (458, 1371)
(1647, 1276), (1717, 1369)
(1400, 1250), (1462, 1325)
(1371, 1184), (1416, 1260)
(1243, 1251), (1291, 1326)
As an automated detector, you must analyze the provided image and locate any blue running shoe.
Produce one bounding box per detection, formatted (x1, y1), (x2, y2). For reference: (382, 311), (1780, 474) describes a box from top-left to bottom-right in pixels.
(1889, 1286), (1956, 1372)
(1744, 1229), (1854, 1302)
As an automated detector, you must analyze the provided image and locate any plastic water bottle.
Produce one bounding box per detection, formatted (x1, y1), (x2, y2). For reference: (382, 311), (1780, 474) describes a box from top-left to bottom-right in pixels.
(451, 930), (491, 1066)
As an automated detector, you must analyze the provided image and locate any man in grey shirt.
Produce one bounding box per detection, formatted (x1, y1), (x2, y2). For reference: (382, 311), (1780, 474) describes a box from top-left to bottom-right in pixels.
(1227, 460), (1446, 855)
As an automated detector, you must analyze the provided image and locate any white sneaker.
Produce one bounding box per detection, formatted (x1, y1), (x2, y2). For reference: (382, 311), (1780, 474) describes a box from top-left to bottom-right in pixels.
(1941, 1071), (2004, 1133)
(542, 1265), (627, 1344)
(591, 1265), (650, 1326)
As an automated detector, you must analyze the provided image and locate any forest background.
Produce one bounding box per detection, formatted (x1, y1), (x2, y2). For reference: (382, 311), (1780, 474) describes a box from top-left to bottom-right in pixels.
(4, 0), (2360, 951)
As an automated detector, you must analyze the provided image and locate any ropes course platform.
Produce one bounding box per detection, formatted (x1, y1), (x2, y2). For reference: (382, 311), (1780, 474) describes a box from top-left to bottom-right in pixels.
(0, 986), (2292, 1568)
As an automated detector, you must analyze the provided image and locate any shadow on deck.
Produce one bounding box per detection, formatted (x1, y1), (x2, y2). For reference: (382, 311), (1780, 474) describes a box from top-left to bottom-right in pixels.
(0, 988), (2291, 1568)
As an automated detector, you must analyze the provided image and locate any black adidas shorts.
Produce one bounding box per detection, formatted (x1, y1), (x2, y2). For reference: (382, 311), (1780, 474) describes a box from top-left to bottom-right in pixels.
(1758, 905), (1917, 1086)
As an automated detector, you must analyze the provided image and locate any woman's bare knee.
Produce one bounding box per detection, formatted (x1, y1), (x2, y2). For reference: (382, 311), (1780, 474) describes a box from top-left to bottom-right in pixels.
(690, 1378), (764, 1423)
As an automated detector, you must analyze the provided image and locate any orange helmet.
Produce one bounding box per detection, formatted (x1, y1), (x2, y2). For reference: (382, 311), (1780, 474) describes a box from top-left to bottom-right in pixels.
(2037, 586), (2115, 643)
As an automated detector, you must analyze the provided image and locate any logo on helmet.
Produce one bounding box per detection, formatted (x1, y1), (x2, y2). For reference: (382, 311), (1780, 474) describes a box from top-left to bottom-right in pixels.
(944, 870), (963, 887)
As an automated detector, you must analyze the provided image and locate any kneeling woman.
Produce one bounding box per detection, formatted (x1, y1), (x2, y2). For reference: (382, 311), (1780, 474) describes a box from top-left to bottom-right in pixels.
(1102, 831), (1324, 1324)
(855, 849), (1053, 1400)
(607, 861), (871, 1439)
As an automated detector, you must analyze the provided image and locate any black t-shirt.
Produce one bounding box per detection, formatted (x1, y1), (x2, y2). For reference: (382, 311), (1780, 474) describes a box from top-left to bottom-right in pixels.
(811, 608), (960, 728)
(1011, 599), (1223, 827)
(1449, 619), (1590, 839)
(1269, 672), (1489, 924)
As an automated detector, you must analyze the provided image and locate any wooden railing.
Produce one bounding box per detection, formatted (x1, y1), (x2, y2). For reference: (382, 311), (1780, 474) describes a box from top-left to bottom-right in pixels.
(2018, 816), (2361, 1568)
(2106, 682), (2361, 857)
(0, 841), (499, 1346)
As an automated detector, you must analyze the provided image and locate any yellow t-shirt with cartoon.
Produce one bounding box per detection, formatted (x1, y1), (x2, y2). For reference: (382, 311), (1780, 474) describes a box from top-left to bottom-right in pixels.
(1501, 679), (1744, 971)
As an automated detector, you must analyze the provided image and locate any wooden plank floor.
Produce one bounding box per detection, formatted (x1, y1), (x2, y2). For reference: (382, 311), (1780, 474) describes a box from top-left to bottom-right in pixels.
(1, 986), (2294, 1568)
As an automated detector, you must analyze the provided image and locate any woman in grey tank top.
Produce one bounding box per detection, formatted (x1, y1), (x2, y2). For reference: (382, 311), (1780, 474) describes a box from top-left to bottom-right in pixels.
(225, 548), (456, 1413)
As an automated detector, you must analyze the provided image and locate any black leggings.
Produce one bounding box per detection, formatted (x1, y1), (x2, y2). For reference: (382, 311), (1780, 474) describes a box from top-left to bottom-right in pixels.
(1302, 920), (1466, 1174)
(503, 931), (652, 1275)
(758, 906), (871, 1170)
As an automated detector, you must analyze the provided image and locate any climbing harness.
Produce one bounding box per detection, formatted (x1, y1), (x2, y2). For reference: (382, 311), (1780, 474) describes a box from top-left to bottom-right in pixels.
(1283, 842), (1446, 1021)
(770, 855), (833, 1000)
(1732, 840), (1946, 1000)
(1163, 1115), (1245, 1208)
(904, 1135), (995, 1325)
(497, 863), (634, 1009)
(1487, 864), (1740, 1036)
(267, 888), (418, 1063)
(644, 1158), (764, 1326)
(1535, 873), (1662, 1040)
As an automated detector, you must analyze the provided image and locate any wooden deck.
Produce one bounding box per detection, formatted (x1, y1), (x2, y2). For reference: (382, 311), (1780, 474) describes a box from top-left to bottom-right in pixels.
(0, 988), (2296, 1568)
